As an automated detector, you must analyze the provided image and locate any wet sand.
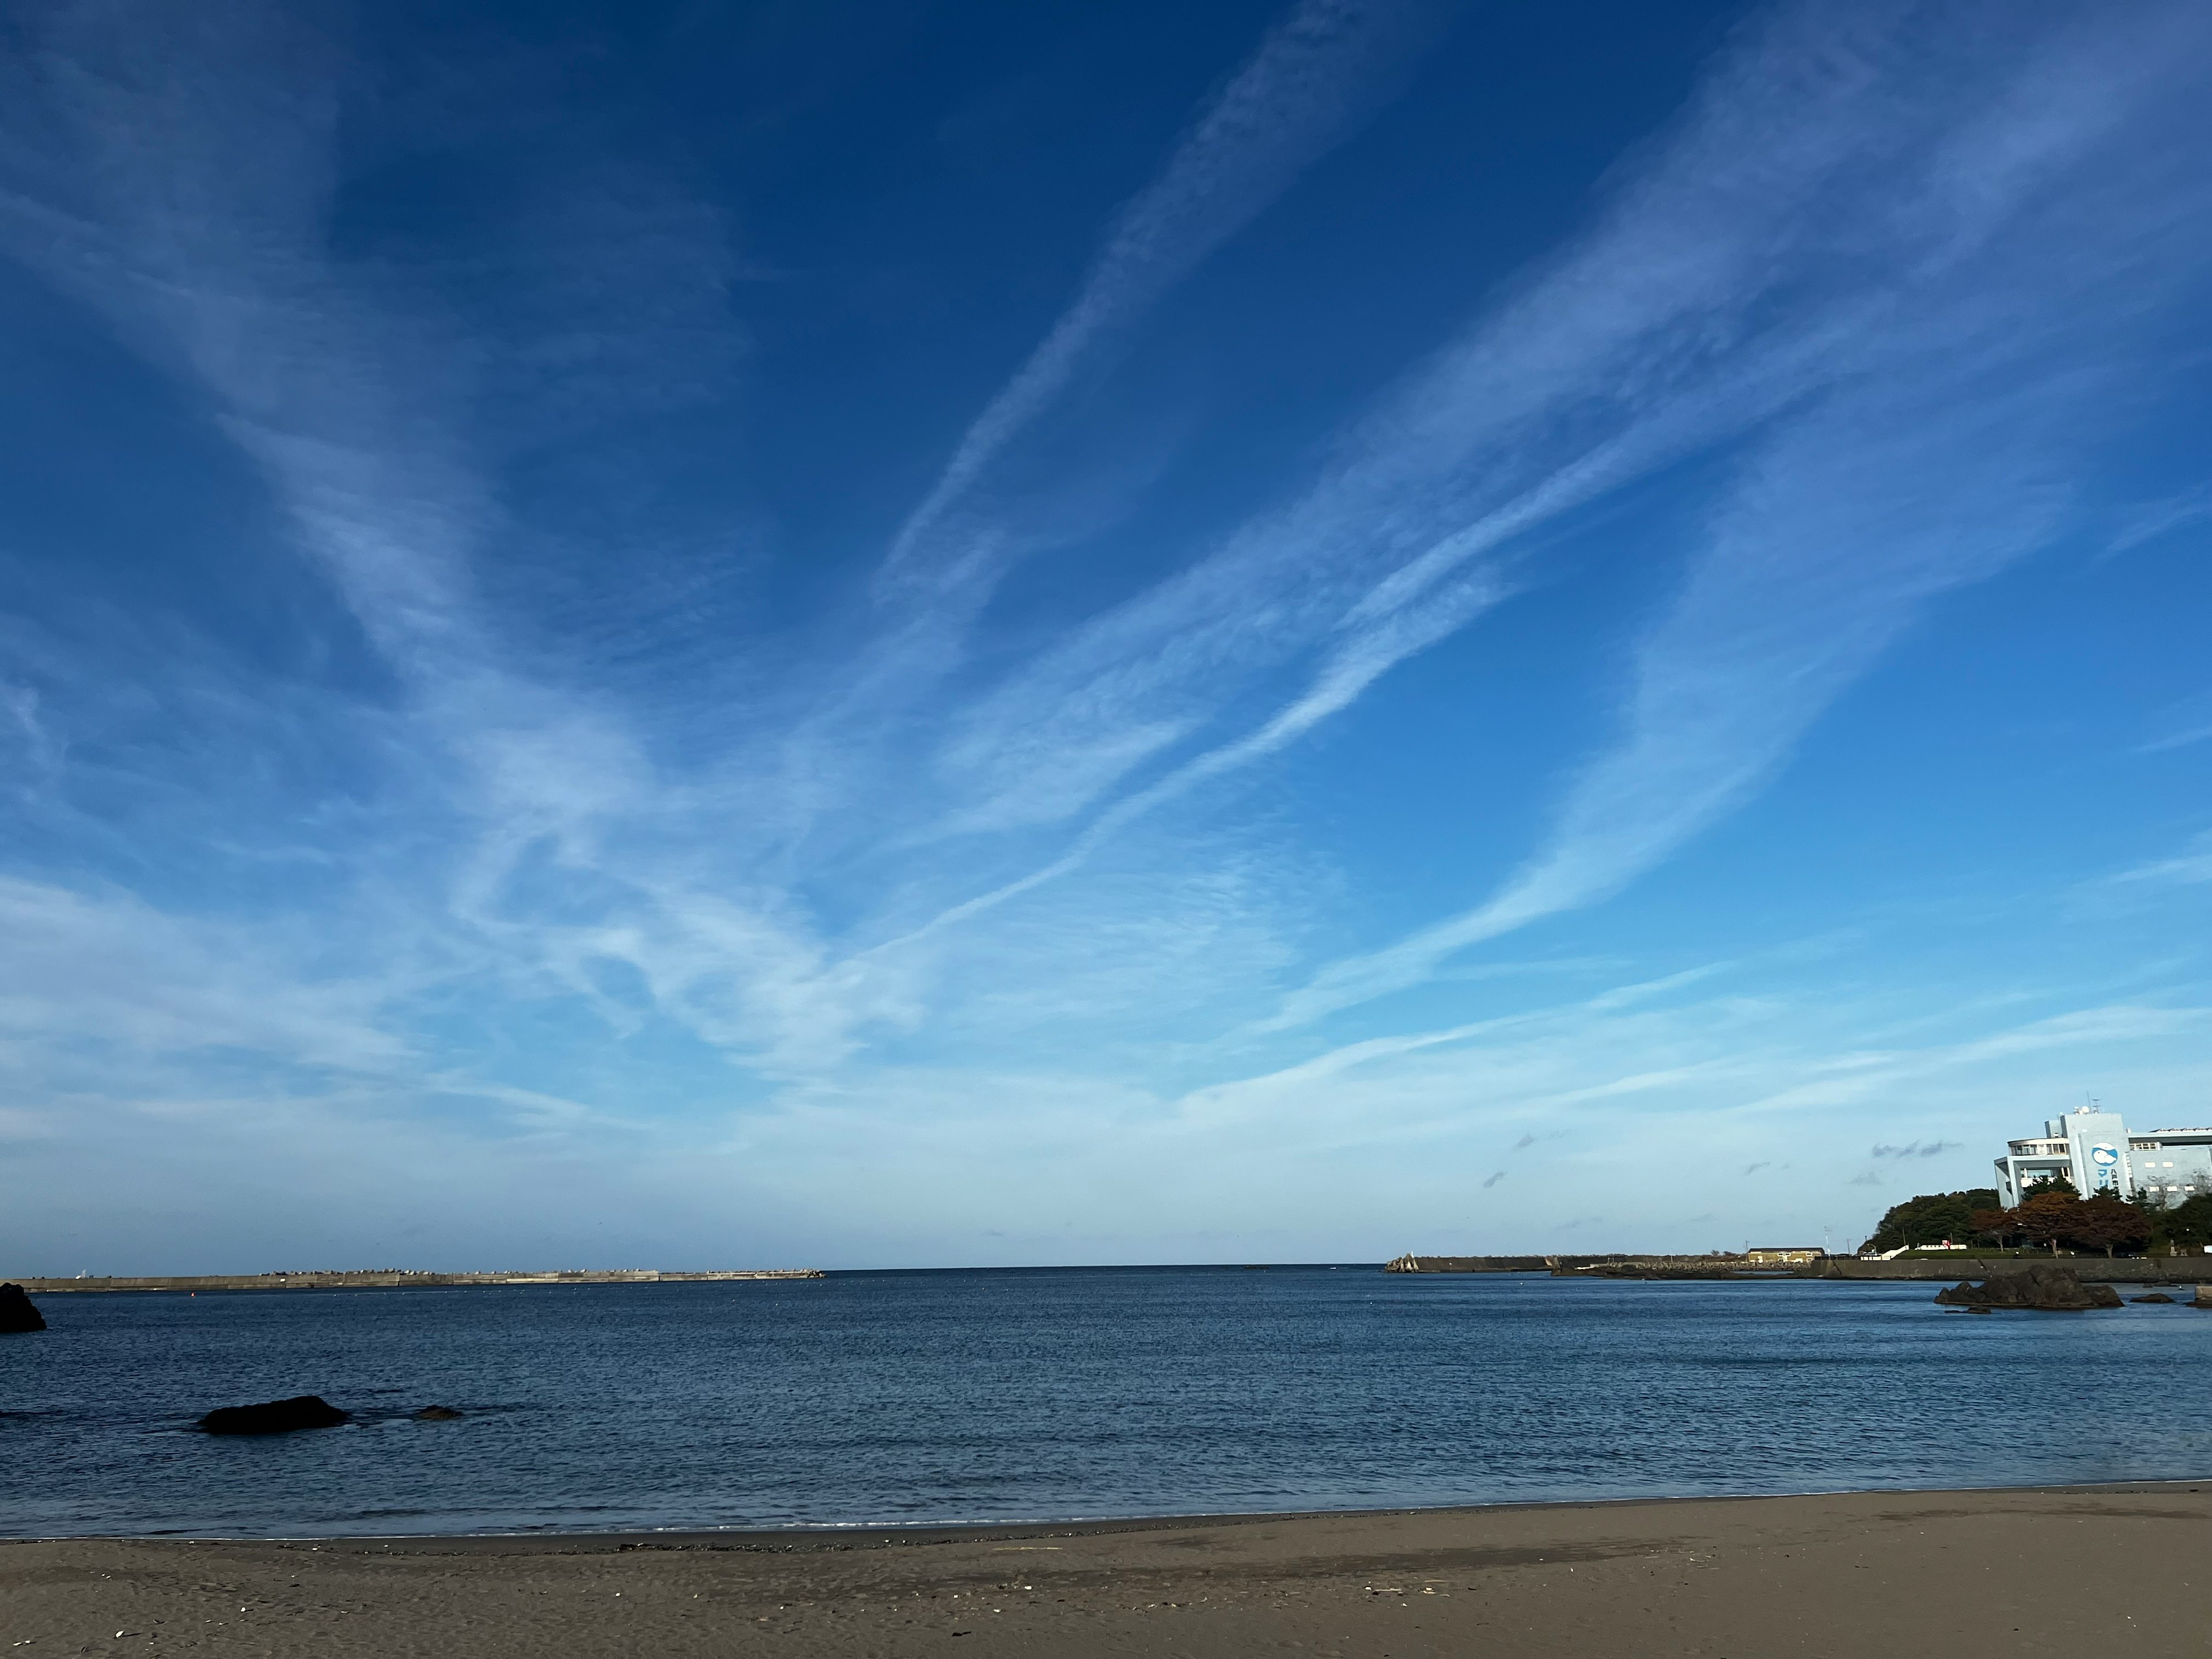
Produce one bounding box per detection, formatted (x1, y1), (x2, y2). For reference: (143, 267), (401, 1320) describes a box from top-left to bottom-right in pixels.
(6, 1482), (2207, 1657)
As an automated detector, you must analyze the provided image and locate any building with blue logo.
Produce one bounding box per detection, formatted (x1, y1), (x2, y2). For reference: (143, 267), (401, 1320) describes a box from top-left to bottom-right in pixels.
(1994, 1105), (2212, 1206)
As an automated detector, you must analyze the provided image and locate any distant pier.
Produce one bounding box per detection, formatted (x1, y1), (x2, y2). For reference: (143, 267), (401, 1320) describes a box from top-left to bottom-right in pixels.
(9, 1268), (825, 1294)
(1382, 1253), (1756, 1274)
(1381, 1251), (2210, 1285)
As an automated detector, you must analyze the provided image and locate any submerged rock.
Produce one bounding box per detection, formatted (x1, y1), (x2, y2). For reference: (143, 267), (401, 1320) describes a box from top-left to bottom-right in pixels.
(198, 1395), (350, 1435)
(2132, 1293), (2176, 1304)
(0, 1283), (44, 1333)
(412, 1404), (464, 1421)
(1933, 1264), (2123, 1312)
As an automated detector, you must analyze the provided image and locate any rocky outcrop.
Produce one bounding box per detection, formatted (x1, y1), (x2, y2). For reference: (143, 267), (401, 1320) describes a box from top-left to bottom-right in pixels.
(2133, 1293), (2176, 1304)
(198, 1395), (350, 1434)
(412, 1404), (464, 1421)
(0, 1283), (44, 1332)
(1934, 1265), (2123, 1311)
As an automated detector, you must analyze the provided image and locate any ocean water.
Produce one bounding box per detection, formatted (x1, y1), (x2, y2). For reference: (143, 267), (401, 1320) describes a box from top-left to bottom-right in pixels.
(3, 1267), (2209, 1538)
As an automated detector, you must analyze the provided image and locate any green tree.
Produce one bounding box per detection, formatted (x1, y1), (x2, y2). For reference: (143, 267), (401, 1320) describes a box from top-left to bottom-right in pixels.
(2161, 1191), (2212, 1251)
(1860, 1189), (2001, 1253)
(2126, 1187), (2175, 1252)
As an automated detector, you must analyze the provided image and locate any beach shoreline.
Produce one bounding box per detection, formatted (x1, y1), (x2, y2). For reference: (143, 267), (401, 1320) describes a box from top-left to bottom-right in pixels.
(9, 1479), (2207, 1654)
(14, 1471), (2212, 1548)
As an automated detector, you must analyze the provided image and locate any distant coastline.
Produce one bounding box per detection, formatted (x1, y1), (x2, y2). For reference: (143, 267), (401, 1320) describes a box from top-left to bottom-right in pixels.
(8, 1268), (824, 1294)
(1381, 1252), (2211, 1283)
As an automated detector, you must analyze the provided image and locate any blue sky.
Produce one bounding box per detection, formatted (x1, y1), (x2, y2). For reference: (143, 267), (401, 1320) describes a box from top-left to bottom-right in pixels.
(2, 0), (2209, 1272)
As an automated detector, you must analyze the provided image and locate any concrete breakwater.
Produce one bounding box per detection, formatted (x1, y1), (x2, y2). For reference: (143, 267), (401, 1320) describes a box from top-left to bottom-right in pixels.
(1806, 1256), (2211, 1285)
(1384, 1254), (1559, 1272)
(1383, 1253), (1747, 1274)
(1387, 1252), (2212, 1285)
(10, 1268), (825, 1294)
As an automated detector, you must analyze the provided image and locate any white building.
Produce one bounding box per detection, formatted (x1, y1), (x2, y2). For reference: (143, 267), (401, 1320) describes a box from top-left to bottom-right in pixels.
(1994, 1105), (2212, 1206)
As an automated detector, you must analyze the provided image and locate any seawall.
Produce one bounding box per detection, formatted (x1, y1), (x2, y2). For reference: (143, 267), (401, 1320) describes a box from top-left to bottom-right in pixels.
(1382, 1253), (2212, 1285)
(1805, 1257), (2211, 1285)
(1382, 1254), (1744, 1274)
(7, 1269), (825, 1294)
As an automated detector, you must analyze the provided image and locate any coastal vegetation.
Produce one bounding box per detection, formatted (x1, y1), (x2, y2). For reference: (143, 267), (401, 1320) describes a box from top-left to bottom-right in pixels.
(1863, 1183), (2212, 1257)
(1861, 1190), (2001, 1253)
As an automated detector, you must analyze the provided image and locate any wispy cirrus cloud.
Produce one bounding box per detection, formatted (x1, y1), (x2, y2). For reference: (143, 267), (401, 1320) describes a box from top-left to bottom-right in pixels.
(786, 0), (1469, 892)
(881, 0), (1460, 600)
(0, 874), (404, 1073)
(10, 0), (2205, 1082)
(1246, 0), (2212, 1028)
(1, 0), (2208, 1268)
(2109, 834), (2212, 889)
(0, 0), (860, 1074)
(2138, 694), (2212, 756)
(2107, 488), (2212, 562)
(921, 0), (2203, 878)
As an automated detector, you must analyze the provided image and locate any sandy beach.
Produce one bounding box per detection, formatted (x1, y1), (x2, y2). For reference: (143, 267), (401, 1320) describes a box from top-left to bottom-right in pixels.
(6, 1482), (2206, 1657)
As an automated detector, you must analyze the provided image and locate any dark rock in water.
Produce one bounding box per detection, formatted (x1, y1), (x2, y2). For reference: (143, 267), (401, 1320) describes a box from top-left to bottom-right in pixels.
(0, 1283), (44, 1333)
(1933, 1264), (2123, 1312)
(2133, 1293), (2176, 1304)
(1966, 1305), (1993, 1313)
(198, 1395), (350, 1435)
(412, 1404), (464, 1421)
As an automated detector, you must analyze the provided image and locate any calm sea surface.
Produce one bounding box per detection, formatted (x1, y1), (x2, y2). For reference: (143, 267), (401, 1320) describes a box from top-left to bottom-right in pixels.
(4, 1267), (2209, 1537)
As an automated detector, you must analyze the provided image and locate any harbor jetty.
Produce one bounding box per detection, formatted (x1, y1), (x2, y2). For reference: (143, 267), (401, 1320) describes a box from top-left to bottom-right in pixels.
(8, 1268), (825, 1294)
(1385, 1252), (2212, 1286)
(1384, 1253), (1767, 1276)
(1382, 1254), (1660, 1273)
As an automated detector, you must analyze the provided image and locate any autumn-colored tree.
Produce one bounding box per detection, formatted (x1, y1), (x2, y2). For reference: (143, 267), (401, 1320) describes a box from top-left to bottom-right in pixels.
(1969, 1207), (2019, 1248)
(2066, 1193), (2152, 1257)
(2012, 1190), (2082, 1253)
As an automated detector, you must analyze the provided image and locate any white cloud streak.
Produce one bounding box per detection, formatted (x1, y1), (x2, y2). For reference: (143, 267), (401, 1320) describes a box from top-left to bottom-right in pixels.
(880, 0), (1459, 599)
(2111, 834), (2212, 890)
(1246, 0), (2212, 1027)
(2138, 693), (2212, 756)
(882, 567), (1509, 948)
(0, 0), (861, 1075)
(0, 874), (404, 1073)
